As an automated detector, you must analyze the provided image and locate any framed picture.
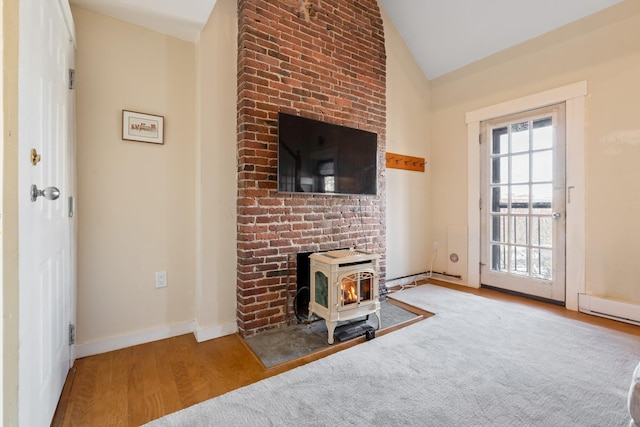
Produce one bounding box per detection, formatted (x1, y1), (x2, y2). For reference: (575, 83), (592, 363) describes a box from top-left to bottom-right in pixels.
(122, 110), (164, 144)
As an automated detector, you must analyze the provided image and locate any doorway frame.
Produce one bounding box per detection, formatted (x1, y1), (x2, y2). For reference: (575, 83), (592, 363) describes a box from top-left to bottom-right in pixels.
(466, 81), (586, 310)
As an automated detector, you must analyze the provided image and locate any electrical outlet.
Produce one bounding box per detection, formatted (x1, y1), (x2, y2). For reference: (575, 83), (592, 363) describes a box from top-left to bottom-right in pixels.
(433, 242), (439, 251)
(155, 271), (168, 288)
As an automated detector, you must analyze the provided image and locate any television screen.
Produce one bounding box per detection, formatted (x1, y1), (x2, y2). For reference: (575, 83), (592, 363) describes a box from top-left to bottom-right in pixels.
(277, 112), (378, 196)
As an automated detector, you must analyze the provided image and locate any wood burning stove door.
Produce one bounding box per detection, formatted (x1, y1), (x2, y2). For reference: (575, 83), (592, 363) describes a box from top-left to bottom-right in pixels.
(339, 270), (377, 311)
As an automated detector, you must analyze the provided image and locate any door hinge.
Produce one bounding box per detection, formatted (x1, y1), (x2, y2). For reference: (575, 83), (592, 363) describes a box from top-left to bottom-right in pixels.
(479, 133), (482, 145)
(69, 68), (75, 90)
(68, 196), (74, 218)
(479, 197), (482, 210)
(69, 323), (76, 345)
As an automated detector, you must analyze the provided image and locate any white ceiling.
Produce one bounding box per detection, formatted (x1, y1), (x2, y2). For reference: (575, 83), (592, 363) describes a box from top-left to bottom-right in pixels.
(381, 0), (622, 79)
(70, 0), (622, 79)
(69, 0), (218, 42)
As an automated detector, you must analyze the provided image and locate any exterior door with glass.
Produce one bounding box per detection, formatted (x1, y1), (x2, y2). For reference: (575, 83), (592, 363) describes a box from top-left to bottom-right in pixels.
(480, 104), (566, 302)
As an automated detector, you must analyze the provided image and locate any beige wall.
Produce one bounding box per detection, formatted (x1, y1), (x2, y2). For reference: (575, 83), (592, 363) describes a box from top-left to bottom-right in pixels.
(194, 0), (238, 337)
(381, 4), (432, 281)
(68, 0), (640, 350)
(73, 8), (197, 344)
(71, 0), (435, 349)
(430, 1), (640, 302)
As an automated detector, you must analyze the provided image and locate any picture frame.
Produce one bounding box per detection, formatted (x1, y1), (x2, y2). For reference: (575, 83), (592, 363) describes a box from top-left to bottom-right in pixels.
(122, 110), (164, 144)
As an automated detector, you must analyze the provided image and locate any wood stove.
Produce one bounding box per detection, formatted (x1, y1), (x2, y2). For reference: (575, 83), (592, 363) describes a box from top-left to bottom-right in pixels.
(308, 249), (381, 344)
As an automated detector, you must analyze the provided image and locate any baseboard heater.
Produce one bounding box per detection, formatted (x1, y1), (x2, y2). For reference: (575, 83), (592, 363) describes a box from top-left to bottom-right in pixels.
(578, 294), (640, 327)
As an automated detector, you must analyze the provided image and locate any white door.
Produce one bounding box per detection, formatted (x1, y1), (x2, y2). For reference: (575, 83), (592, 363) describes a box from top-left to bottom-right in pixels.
(480, 104), (566, 302)
(18, 0), (75, 425)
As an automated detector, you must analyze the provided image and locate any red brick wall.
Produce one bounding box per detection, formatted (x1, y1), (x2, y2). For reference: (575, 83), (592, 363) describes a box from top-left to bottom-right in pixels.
(237, 0), (386, 336)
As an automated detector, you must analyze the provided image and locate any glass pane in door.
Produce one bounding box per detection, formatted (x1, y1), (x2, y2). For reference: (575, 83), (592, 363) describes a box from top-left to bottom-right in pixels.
(489, 117), (555, 281)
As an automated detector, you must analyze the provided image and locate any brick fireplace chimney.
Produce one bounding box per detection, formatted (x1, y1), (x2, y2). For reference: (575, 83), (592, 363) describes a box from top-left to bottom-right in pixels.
(236, 0), (387, 336)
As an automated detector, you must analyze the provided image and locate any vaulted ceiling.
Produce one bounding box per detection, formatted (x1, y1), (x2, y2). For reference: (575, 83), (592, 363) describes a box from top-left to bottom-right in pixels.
(69, 0), (622, 79)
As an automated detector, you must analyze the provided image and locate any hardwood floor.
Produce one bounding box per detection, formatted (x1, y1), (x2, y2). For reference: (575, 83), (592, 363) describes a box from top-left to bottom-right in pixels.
(55, 281), (640, 426)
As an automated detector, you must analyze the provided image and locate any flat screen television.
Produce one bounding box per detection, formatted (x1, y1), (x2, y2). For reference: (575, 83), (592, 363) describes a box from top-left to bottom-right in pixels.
(277, 112), (378, 196)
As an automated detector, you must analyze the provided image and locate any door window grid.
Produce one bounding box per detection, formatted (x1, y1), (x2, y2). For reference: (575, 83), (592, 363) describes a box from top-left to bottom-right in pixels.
(489, 117), (553, 281)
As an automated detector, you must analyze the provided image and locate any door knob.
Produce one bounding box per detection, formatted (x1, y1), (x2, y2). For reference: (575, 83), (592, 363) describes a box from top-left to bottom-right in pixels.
(551, 211), (562, 219)
(31, 185), (60, 202)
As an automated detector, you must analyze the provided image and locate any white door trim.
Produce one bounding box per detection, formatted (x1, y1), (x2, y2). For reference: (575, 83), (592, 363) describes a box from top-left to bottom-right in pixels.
(466, 81), (587, 310)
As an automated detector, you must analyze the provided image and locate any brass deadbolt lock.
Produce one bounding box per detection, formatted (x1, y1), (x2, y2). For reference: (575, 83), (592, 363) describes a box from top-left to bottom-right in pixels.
(30, 148), (41, 165)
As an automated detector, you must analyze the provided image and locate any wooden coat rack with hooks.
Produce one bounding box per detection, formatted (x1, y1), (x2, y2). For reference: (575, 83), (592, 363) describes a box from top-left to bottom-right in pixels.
(385, 152), (426, 172)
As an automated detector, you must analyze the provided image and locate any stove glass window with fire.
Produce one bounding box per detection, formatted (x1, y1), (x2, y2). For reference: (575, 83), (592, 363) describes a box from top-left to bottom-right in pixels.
(340, 271), (374, 309)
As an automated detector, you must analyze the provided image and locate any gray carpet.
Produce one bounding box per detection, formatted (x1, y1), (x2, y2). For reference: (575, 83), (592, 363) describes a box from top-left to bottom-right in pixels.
(146, 284), (640, 426)
(244, 299), (419, 367)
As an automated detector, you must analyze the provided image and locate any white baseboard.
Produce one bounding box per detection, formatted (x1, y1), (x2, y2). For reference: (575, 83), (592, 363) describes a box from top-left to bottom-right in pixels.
(428, 272), (471, 287)
(74, 321), (197, 359)
(194, 321), (238, 343)
(578, 294), (640, 326)
(386, 273), (429, 288)
(386, 272), (478, 290)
